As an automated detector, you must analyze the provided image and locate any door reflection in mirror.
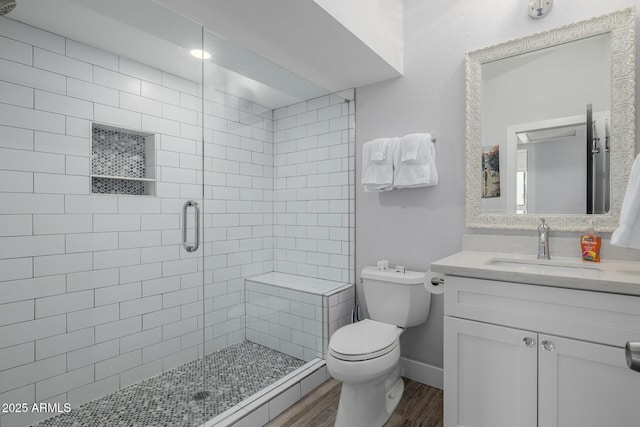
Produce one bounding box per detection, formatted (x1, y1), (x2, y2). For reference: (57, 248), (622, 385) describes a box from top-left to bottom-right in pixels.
(480, 33), (610, 215)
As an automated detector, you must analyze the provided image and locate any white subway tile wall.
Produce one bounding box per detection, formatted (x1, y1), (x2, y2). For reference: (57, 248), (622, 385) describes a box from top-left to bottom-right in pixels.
(273, 96), (355, 284)
(0, 18), (354, 427)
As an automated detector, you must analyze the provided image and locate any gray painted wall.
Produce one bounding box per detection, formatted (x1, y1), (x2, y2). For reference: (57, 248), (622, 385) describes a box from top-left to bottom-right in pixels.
(355, 0), (640, 373)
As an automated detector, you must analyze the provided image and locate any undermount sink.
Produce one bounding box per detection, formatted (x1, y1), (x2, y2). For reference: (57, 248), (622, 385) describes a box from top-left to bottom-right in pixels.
(486, 258), (604, 277)
(432, 251), (640, 295)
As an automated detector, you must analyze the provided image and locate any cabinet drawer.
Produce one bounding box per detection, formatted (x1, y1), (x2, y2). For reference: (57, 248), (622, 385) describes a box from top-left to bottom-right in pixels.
(444, 276), (640, 347)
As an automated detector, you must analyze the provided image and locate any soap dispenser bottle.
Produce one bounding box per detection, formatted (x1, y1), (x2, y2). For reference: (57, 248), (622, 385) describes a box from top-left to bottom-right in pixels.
(581, 219), (601, 262)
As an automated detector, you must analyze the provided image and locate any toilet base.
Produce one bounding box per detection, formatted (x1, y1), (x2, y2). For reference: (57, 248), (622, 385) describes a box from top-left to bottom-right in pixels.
(334, 368), (404, 427)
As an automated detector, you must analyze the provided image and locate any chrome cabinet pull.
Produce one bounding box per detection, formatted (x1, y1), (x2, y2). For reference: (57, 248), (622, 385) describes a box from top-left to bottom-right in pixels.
(541, 340), (555, 352)
(523, 337), (536, 347)
(182, 200), (200, 253)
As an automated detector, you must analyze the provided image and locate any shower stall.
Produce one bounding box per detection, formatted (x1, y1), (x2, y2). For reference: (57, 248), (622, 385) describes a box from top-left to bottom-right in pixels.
(0, 1), (355, 426)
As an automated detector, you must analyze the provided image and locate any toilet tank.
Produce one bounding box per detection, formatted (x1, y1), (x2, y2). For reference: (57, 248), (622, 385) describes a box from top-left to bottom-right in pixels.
(361, 266), (431, 328)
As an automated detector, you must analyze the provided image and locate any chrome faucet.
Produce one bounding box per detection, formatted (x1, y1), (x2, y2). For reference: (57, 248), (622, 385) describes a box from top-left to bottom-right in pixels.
(537, 218), (550, 260)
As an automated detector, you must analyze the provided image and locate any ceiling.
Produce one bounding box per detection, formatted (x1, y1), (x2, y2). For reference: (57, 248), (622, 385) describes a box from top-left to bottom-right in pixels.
(8, 0), (400, 108)
(153, 0), (402, 93)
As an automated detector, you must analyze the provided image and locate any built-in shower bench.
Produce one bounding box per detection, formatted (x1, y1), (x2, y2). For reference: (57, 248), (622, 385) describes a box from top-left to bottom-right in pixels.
(245, 272), (355, 362)
(202, 274), (354, 426)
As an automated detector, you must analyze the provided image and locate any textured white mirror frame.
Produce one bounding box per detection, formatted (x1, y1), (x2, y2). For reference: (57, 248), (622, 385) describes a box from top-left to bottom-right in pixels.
(465, 7), (636, 231)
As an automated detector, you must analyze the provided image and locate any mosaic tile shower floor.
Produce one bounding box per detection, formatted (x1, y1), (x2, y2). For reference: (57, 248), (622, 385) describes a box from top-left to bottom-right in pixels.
(35, 341), (305, 427)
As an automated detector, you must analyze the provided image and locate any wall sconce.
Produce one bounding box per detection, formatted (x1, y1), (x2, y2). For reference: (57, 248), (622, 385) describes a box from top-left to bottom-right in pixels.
(528, 0), (553, 19)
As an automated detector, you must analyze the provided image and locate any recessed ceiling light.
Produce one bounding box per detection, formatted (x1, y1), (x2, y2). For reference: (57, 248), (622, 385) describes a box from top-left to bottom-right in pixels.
(190, 49), (212, 59)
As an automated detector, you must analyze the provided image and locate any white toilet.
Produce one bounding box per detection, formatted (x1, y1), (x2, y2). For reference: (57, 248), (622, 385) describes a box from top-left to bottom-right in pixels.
(326, 266), (433, 427)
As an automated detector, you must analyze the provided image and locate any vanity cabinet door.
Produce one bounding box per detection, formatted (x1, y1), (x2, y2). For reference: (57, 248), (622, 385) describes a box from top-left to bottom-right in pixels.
(444, 317), (537, 427)
(538, 334), (640, 427)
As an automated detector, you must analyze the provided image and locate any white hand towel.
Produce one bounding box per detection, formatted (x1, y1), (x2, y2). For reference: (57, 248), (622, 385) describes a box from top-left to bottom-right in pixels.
(393, 134), (438, 188)
(399, 133), (432, 163)
(368, 138), (389, 163)
(362, 138), (397, 192)
(611, 154), (640, 249)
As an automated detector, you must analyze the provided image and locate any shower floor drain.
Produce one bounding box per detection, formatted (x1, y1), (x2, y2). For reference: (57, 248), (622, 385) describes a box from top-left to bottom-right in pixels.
(192, 391), (211, 401)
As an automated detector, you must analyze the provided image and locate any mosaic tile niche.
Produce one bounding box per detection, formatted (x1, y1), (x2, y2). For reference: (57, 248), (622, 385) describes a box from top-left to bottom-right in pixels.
(91, 123), (156, 196)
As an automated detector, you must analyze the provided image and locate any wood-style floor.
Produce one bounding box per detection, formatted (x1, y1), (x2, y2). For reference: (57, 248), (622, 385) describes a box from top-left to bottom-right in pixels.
(266, 378), (443, 427)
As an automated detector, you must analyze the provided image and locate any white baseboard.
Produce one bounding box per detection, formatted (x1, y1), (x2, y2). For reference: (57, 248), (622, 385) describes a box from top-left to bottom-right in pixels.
(401, 357), (443, 390)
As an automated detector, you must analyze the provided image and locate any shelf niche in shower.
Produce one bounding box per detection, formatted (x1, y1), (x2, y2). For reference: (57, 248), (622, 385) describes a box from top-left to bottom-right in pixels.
(91, 123), (156, 196)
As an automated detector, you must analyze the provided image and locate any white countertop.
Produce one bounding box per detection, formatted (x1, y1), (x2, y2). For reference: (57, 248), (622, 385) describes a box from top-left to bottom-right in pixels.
(431, 251), (640, 296)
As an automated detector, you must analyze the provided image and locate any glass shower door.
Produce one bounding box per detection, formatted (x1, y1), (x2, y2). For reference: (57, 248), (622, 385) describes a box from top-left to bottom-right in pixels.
(0, 1), (208, 426)
(199, 25), (355, 424)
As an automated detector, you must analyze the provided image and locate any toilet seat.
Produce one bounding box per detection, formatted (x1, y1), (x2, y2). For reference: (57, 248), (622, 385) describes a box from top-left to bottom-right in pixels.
(329, 319), (399, 361)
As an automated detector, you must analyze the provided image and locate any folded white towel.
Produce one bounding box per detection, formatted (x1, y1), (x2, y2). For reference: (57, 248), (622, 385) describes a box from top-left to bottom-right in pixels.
(368, 138), (389, 163)
(362, 138), (397, 192)
(393, 134), (438, 188)
(399, 133), (432, 163)
(363, 183), (393, 192)
(611, 154), (640, 249)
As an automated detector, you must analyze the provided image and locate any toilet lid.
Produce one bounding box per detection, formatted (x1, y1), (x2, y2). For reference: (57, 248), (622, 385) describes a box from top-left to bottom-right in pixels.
(329, 319), (399, 361)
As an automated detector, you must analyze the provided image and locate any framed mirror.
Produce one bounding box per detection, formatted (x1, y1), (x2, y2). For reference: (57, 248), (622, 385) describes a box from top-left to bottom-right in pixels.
(465, 8), (635, 231)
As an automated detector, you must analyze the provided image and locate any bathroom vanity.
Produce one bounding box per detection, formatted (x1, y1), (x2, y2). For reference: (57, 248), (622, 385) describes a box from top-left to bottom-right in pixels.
(432, 251), (640, 427)
(441, 5), (640, 426)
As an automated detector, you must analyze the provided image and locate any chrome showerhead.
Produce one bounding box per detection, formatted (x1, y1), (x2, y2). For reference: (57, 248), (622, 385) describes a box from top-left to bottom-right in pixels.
(0, 0), (16, 16)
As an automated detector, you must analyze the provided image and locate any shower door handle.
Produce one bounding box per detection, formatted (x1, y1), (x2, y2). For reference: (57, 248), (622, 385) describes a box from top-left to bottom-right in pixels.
(182, 200), (200, 253)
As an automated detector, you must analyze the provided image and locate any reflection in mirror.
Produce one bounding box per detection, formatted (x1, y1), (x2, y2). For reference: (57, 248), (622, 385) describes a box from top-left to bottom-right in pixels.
(507, 107), (611, 215)
(466, 8), (635, 231)
(481, 34), (610, 215)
